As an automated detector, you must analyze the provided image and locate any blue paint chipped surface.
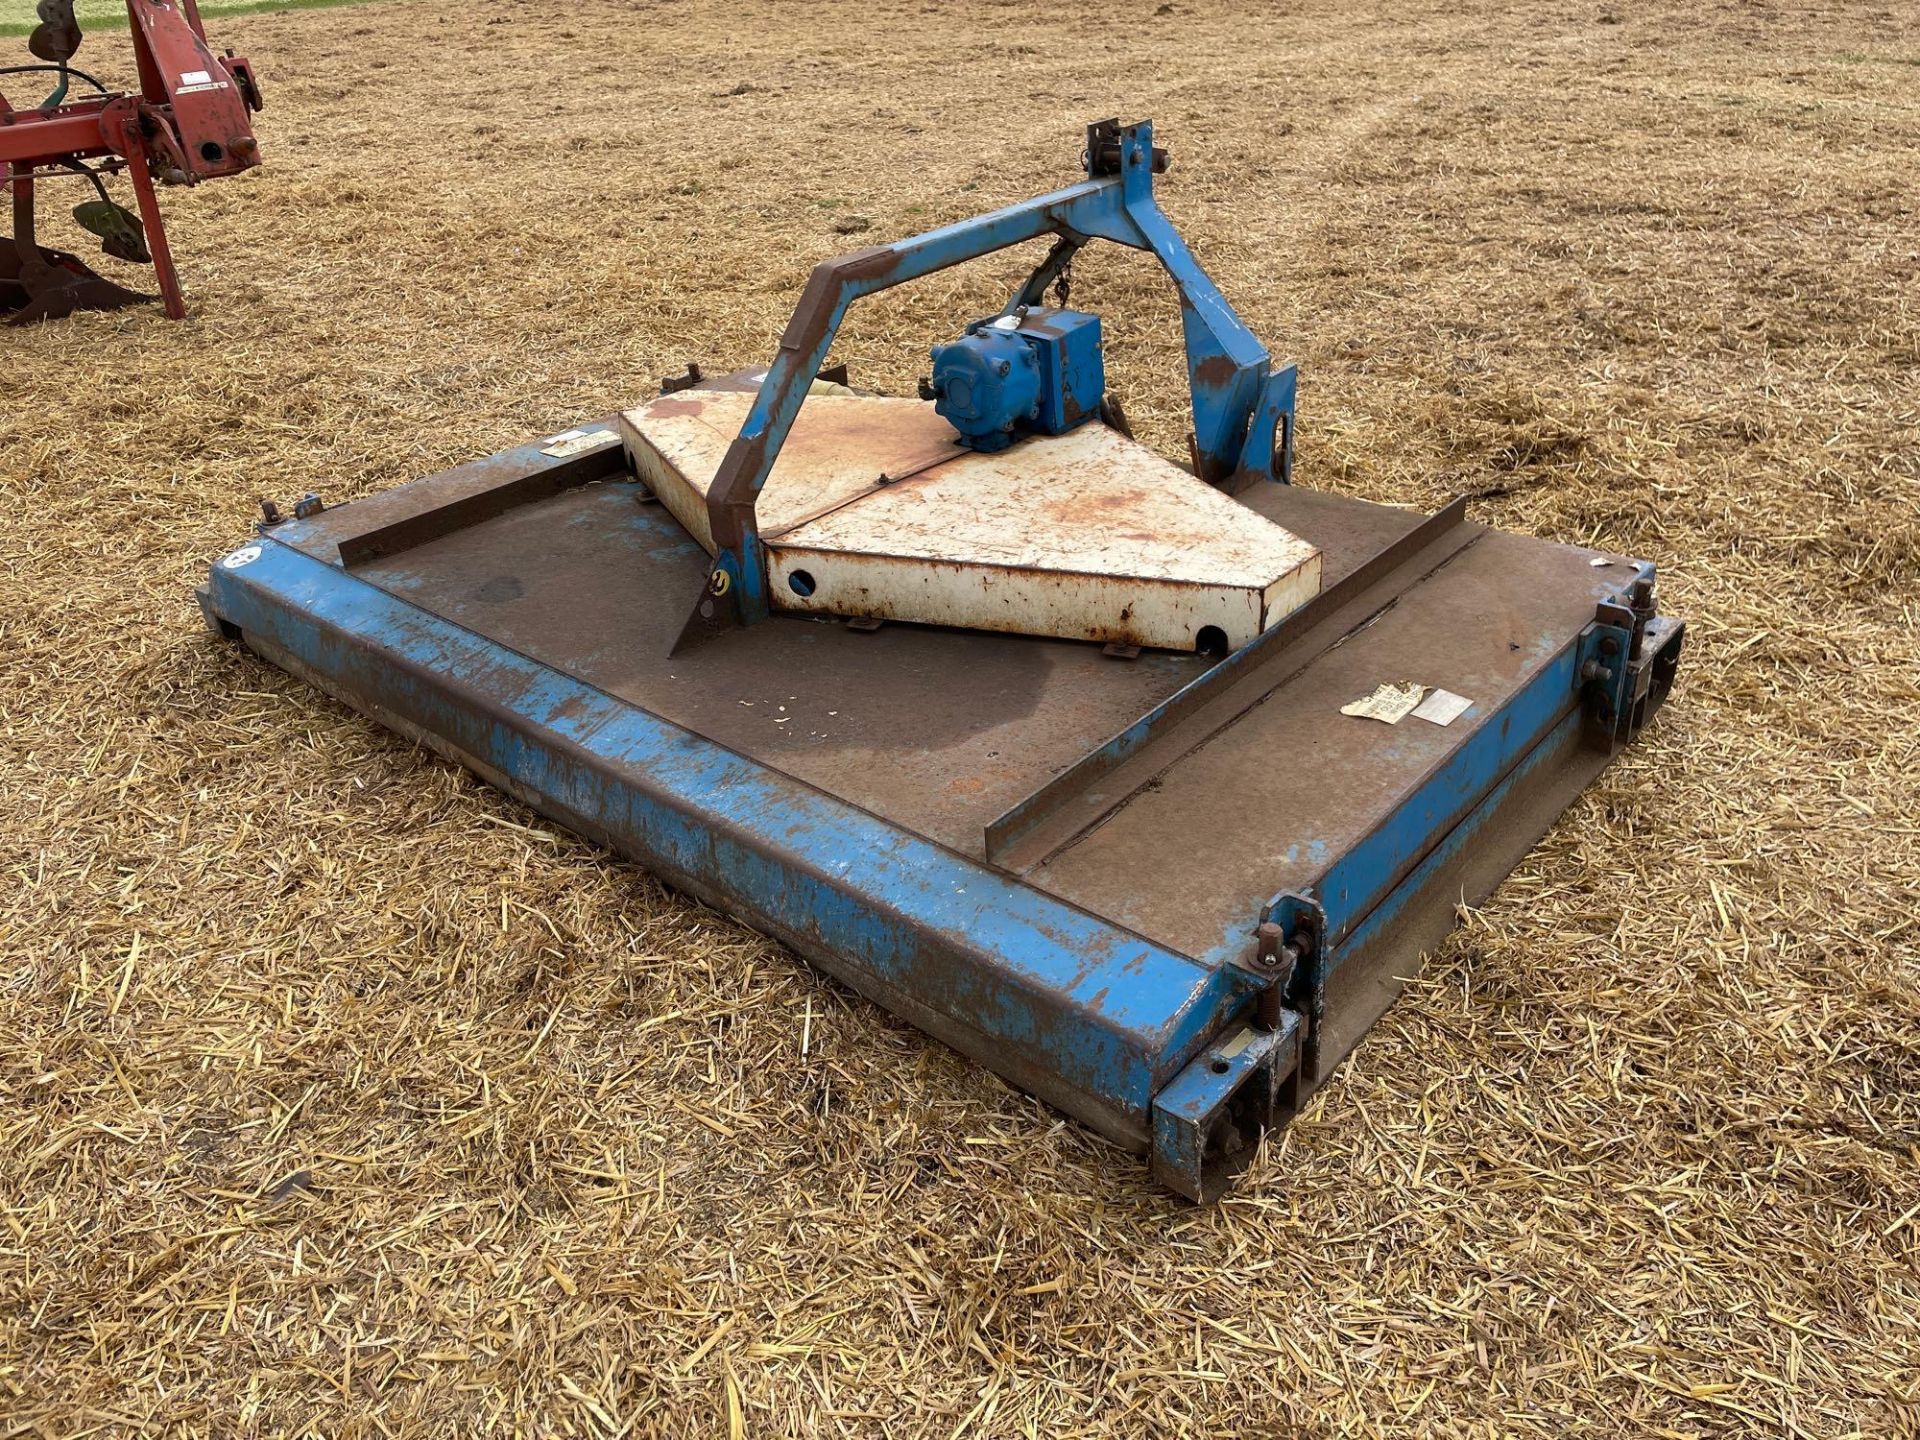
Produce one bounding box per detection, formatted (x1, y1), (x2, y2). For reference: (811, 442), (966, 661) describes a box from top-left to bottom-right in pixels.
(1149, 1020), (1294, 1198)
(1313, 646), (1581, 946)
(208, 540), (1255, 1131)
(1337, 709), (1586, 962)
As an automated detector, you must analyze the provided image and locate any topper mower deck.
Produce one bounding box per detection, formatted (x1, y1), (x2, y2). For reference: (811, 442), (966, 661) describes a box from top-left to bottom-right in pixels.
(202, 122), (1683, 1199)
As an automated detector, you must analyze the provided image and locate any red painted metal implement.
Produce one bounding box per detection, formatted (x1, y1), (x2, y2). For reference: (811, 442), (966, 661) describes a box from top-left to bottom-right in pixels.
(1, 0), (262, 323)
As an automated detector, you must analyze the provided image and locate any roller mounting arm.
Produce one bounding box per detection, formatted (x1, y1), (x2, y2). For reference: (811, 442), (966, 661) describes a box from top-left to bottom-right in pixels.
(676, 119), (1300, 648)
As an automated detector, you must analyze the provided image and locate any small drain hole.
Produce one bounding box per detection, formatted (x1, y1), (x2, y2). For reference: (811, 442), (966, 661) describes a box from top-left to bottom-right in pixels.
(1195, 625), (1228, 656)
(788, 570), (816, 597)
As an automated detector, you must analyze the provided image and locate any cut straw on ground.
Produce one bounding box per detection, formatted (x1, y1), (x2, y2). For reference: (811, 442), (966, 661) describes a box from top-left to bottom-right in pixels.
(2, 0), (1917, 1435)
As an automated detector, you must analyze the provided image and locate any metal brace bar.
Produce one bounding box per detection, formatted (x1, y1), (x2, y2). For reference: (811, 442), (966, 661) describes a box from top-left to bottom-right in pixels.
(675, 118), (1296, 648)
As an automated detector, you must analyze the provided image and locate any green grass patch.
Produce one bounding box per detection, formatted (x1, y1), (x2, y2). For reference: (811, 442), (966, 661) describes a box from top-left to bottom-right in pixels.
(0, 0), (382, 41)
(1836, 50), (1920, 66)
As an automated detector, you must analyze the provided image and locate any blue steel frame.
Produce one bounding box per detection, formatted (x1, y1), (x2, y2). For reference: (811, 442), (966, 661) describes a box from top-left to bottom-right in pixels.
(197, 125), (1687, 1195)
(202, 535), (1298, 1198)
(202, 437), (1681, 1200)
(691, 119), (1299, 633)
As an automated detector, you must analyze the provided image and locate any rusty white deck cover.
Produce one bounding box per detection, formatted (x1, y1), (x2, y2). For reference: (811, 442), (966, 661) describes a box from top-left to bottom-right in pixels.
(619, 388), (1322, 651)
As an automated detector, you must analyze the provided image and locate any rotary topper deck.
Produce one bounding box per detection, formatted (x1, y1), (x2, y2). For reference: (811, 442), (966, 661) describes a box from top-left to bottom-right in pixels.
(202, 121), (1684, 1199)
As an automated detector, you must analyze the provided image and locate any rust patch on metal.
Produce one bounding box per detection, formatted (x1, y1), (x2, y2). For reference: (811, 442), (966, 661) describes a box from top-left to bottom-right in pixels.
(829, 244), (906, 282)
(1036, 485), (1151, 524)
(1194, 353), (1240, 387)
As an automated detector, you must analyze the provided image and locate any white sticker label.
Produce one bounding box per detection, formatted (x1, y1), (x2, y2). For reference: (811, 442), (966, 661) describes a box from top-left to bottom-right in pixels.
(539, 428), (616, 459)
(1412, 688), (1474, 726)
(1340, 682), (1427, 725)
(221, 544), (262, 570)
(180, 69), (212, 85)
(1216, 1028), (1255, 1060)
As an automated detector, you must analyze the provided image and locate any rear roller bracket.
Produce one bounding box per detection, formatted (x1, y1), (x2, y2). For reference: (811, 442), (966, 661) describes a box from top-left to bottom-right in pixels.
(1579, 574), (1686, 753)
(1150, 1017), (1300, 1203)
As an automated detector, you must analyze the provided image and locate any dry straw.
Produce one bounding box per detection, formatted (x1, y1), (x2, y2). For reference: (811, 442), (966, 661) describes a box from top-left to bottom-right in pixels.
(3, 0), (1917, 1435)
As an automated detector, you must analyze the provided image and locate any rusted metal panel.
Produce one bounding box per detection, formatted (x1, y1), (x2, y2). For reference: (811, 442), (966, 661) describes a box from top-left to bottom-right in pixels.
(283, 472), (1549, 877)
(1023, 527), (1638, 968)
(339, 480), (1205, 859)
(619, 388), (957, 555)
(280, 426), (626, 567)
(624, 385), (1321, 651)
(984, 498), (1475, 864)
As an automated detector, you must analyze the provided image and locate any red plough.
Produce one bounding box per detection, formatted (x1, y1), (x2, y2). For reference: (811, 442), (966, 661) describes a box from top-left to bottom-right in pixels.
(2, 0), (262, 323)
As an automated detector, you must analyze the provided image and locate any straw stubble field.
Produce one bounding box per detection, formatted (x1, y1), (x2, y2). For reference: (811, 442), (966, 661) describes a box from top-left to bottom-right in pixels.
(3, 0), (1917, 1435)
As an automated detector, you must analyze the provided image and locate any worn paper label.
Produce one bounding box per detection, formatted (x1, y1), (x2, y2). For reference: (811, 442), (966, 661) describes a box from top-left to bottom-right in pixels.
(1340, 682), (1428, 725)
(540, 428), (617, 459)
(1412, 688), (1474, 726)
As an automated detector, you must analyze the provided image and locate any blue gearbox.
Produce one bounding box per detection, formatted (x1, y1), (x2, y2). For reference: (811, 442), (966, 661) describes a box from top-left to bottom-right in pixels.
(925, 308), (1106, 453)
(927, 321), (1043, 452)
